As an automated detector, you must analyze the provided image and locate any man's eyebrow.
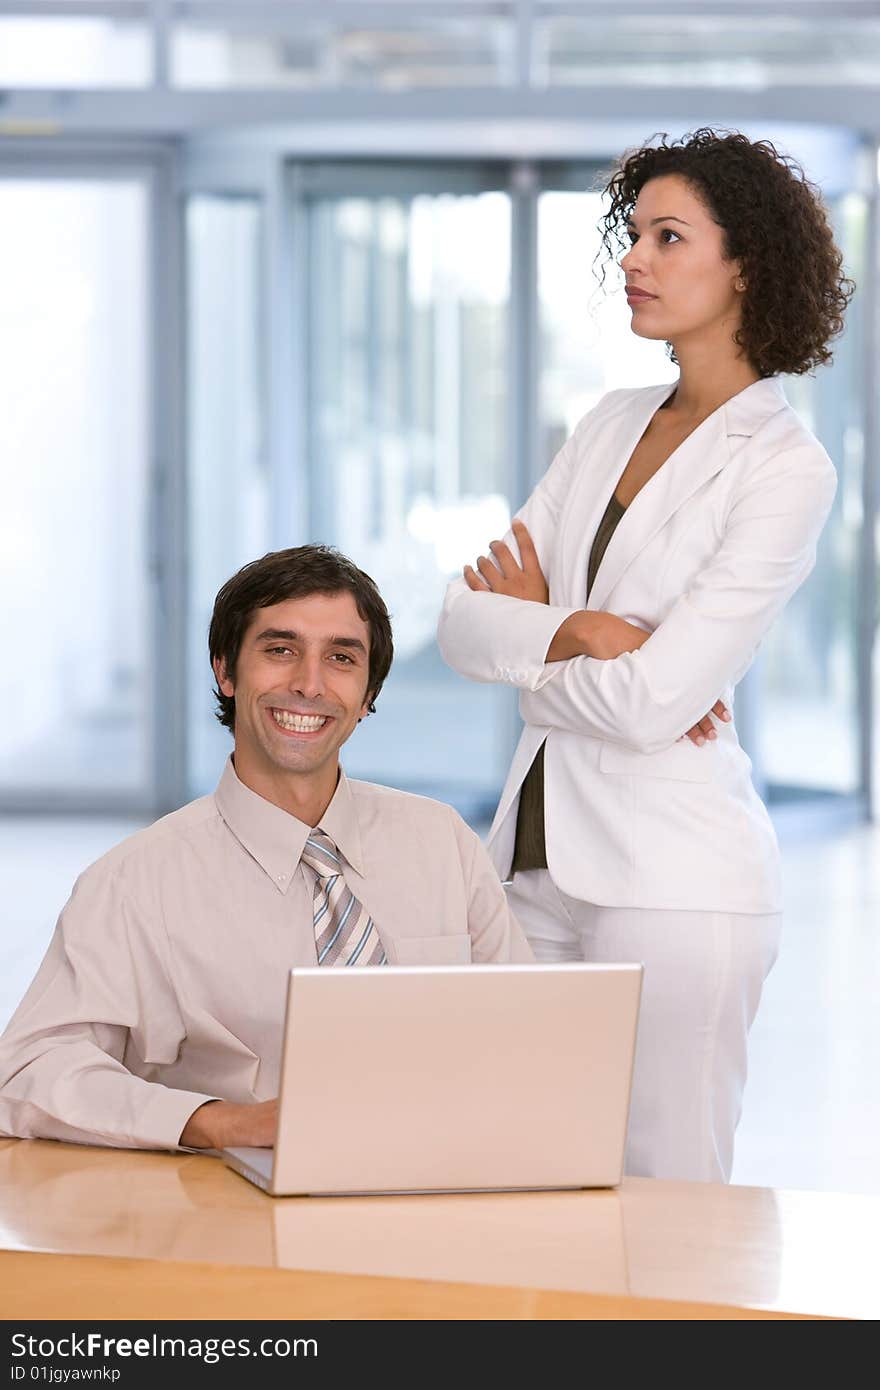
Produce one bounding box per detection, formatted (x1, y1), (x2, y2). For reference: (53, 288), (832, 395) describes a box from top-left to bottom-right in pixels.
(327, 636), (368, 655)
(254, 627), (367, 654)
(626, 215), (692, 229)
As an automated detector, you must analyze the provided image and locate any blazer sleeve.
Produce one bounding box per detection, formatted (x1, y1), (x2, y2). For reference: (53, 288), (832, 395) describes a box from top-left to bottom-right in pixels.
(436, 404), (609, 687)
(517, 442), (837, 754)
(0, 866), (218, 1150)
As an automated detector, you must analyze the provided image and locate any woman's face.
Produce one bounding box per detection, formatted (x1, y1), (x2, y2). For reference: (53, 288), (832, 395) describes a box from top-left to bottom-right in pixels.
(619, 173), (744, 352)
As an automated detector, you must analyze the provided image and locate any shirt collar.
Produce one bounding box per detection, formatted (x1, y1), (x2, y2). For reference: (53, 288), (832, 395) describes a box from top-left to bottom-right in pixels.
(214, 756), (365, 892)
(315, 768), (365, 878)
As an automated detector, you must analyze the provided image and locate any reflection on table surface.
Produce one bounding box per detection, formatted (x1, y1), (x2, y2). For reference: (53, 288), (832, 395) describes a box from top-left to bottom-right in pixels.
(1, 1138), (878, 1318)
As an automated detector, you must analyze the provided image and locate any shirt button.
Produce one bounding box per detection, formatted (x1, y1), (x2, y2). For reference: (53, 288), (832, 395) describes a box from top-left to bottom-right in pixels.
(277, 874), (286, 882)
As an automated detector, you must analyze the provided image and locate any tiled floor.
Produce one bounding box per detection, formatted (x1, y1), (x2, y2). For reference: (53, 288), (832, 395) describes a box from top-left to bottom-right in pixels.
(1, 812), (878, 1196)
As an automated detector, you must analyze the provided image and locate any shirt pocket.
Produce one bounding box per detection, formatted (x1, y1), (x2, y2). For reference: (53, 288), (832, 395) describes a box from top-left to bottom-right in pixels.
(384, 933), (473, 966)
(599, 740), (712, 783)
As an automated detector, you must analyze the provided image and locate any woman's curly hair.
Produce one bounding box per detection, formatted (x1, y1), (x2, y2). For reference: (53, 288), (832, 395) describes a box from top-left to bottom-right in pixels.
(598, 128), (854, 377)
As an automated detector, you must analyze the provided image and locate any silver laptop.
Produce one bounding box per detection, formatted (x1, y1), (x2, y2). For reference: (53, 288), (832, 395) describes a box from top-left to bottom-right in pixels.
(222, 961), (642, 1197)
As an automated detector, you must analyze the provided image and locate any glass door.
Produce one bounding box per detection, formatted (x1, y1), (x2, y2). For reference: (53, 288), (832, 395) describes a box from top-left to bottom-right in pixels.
(294, 162), (515, 819)
(186, 193), (267, 796)
(0, 162), (162, 810)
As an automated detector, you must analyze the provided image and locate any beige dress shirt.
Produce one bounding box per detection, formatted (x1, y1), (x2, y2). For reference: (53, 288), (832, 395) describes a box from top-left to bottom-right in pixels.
(0, 758), (532, 1151)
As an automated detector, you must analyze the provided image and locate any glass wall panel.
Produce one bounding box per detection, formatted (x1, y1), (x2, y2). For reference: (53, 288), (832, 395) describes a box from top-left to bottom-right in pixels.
(302, 174), (512, 814)
(0, 18), (151, 87)
(537, 187), (676, 467)
(186, 195), (267, 796)
(173, 20), (326, 89)
(172, 16), (510, 89)
(758, 193), (868, 801)
(534, 12), (880, 89)
(0, 178), (151, 799)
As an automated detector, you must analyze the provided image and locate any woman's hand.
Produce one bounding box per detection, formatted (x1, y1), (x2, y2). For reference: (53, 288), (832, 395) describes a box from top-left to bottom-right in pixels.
(683, 699), (731, 747)
(546, 610), (650, 662)
(463, 519), (549, 604)
(545, 610), (731, 747)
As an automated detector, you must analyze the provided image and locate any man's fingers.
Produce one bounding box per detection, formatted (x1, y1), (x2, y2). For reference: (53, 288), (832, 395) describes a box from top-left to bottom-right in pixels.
(511, 518), (541, 571)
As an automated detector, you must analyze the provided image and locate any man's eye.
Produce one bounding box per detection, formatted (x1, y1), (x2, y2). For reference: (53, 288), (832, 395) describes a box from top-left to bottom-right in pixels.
(267, 646), (293, 656)
(331, 652), (354, 664)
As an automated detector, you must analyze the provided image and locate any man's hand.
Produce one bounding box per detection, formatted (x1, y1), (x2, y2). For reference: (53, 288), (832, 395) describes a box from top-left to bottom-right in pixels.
(179, 1098), (278, 1150)
(545, 610), (730, 747)
(463, 519), (548, 604)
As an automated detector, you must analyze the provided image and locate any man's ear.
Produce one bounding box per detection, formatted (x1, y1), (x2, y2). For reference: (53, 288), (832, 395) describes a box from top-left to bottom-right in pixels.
(213, 656), (234, 697)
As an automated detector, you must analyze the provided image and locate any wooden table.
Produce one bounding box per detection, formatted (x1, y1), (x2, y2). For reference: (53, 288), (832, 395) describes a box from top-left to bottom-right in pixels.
(0, 1139), (876, 1319)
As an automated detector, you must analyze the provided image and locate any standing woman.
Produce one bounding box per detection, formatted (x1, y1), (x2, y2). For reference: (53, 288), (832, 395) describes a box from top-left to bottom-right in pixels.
(437, 129), (853, 1183)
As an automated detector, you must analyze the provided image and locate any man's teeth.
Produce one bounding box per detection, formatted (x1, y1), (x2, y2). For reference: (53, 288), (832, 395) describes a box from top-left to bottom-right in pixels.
(271, 711), (328, 732)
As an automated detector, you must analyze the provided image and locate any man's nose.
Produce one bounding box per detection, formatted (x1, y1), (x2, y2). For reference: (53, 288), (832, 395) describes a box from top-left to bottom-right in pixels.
(288, 654), (326, 701)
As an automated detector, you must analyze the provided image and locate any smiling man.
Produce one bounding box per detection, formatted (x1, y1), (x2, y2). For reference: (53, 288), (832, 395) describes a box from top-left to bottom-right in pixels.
(0, 546), (531, 1153)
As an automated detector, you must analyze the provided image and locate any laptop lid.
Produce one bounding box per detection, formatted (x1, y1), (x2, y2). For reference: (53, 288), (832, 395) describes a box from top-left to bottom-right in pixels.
(224, 961), (642, 1197)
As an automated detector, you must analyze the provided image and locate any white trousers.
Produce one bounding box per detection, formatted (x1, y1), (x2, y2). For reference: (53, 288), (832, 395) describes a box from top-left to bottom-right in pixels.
(505, 869), (781, 1183)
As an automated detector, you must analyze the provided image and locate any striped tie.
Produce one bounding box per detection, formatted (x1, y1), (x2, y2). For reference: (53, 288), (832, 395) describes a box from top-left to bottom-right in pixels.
(301, 829), (387, 967)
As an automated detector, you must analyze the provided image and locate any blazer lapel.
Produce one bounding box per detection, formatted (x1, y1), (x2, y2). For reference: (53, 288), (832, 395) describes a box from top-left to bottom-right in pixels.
(586, 377), (787, 613)
(559, 385), (671, 608)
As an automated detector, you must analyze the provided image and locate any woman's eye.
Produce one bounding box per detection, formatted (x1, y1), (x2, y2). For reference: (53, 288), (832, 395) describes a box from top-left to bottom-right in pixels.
(660, 228), (681, 244)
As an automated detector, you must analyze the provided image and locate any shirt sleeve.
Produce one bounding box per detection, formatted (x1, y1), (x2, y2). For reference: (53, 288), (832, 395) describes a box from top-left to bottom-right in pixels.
(517, 443), (837, 754)
(452, 815), (534, 963)
(436, 410), (596, 689)
(0, 862), (218, 1150)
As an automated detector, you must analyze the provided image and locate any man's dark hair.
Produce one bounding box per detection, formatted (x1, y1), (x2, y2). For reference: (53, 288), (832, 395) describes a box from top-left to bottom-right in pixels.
(208, 545), (394, 731)
(597, 127), (854, 377)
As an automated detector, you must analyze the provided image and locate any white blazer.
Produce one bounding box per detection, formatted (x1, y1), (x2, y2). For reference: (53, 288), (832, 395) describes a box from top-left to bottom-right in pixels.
(437, 379), (836, 914)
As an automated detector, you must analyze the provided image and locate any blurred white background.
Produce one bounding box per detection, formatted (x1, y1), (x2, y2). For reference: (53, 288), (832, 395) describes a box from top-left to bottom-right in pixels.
(0, 1), (878, 1194)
